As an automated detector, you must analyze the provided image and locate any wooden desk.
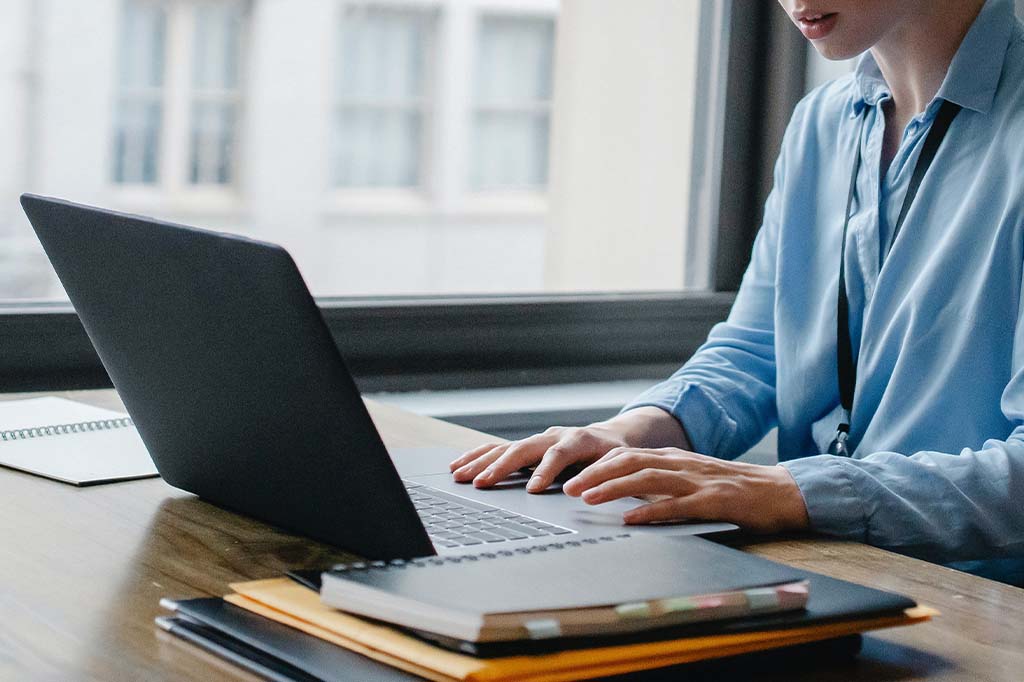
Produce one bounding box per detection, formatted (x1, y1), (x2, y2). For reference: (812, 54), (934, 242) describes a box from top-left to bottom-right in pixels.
(1, 390), (1022, 681)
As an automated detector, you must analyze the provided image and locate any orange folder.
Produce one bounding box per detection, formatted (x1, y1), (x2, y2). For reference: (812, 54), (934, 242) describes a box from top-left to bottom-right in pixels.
(226, 578), (934, 682)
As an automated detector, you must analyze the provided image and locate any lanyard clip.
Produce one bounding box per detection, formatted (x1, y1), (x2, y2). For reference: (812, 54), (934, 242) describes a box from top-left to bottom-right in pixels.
(827, 423), (852, 457)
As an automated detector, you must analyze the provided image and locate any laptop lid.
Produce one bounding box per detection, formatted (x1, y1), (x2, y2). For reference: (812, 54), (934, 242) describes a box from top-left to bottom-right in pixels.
(21, 194), (434, 560)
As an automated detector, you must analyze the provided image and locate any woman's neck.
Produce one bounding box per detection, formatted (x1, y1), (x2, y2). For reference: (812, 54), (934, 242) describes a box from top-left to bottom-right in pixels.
(870, 1), (986, 116)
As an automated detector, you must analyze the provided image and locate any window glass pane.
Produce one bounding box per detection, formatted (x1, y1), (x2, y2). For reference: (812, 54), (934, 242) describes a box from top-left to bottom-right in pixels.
(113, 99), (164, 184)
(334, 108), (422, 187)
(189, 1), (245, 186)
(192, 2), (244, 90)
(190, 101), (237, 184)
(3, 1), (726, 301)
(338, 6), (430, 100)
(118, 1), (166, 89)
(111, 1), (166, 185)
(476, 16), (554, 105)
(472, 111), (549, 190)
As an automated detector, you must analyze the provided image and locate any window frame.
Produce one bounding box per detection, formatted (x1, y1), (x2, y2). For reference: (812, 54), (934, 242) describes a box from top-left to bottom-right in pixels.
(110, 0), (249, 200)
(331, 2), (440, 192)
(468, 11), (556, 192)
(1, 1), (806, 394)
(325, 0), (558, 218)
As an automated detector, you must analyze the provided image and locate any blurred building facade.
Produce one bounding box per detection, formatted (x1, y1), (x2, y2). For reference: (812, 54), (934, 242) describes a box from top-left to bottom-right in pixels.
(0, 0), (559, 298)
(1, 0), (737, 301)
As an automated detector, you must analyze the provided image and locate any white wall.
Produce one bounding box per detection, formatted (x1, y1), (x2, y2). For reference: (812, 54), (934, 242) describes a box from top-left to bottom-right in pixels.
(543, 0), (702, 292)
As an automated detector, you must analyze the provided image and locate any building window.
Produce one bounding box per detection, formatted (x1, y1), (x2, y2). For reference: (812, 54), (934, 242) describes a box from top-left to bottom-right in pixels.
(112, 1), (167, 184)
(111, 0), (246, 189)
(471, 14), (555, 191)
(189, 2), (245, 185)
(333, 5), (436, 188)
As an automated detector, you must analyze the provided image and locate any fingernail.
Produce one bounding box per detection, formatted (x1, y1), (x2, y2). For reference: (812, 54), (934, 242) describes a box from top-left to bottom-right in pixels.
(526, 476), (543, 492)
(582, 489), (599, 503)
(475, 469), (493, 484)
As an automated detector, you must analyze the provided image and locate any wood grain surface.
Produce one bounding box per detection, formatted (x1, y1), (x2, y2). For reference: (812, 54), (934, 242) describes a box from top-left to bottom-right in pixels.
(1, 390), (1022, 681)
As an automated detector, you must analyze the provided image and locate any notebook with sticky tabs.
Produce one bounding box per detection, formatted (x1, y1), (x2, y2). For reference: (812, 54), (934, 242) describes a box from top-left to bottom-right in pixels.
(318, 534), (810, 642)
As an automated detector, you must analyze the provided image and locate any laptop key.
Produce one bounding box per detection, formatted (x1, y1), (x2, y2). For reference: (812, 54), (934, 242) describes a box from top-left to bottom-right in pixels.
(453, 535), (483, 545)
(487, 526), (528, 540)
(497, 522), (549, 537)
(467, 531), (506, 543)
(415, 489), (494, 511)
(431, 531), (459, 539)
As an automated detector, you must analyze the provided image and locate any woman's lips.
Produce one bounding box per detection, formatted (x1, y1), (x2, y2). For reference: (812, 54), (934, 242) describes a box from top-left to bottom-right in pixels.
(797, 12), (838, 40)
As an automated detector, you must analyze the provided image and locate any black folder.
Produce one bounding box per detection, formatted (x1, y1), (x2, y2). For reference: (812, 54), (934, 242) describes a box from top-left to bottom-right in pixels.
(159, 598), (420, 682)
(160, 597), (867, 681)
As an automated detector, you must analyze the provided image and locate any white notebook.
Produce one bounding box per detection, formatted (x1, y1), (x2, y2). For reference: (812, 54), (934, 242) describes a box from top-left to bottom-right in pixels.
(0, 397), (157, 485)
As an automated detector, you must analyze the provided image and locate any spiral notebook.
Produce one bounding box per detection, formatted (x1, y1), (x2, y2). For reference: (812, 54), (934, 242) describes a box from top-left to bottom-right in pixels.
(319, 534), (810, 643)
(0, 397), (157, 485)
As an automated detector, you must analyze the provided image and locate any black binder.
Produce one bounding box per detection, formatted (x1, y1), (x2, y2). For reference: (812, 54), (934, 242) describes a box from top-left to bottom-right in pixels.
(160, 597), (866, 681)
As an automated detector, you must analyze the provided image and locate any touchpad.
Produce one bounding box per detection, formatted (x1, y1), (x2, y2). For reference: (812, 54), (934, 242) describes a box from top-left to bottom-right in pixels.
(389, 446), (465, 477)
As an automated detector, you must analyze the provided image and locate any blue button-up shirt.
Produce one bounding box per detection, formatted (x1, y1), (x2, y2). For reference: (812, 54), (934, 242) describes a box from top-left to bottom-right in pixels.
(624, 0), (1024, 565)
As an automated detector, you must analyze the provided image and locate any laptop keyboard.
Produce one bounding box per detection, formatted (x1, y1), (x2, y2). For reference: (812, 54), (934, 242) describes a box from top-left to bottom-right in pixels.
(404, 481), (574, 548)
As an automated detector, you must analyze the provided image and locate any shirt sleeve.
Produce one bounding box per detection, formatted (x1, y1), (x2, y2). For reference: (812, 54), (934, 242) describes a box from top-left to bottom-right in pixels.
(781, 261), (1024, 564)
(620, 104), (803, 460)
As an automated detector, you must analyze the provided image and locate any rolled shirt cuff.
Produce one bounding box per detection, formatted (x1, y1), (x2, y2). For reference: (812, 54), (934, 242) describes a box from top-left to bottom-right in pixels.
(621, 382), (738, 459)
(780, 455), (869, 542)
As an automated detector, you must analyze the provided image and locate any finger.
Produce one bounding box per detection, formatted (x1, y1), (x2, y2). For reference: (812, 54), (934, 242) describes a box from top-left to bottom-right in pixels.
(590, 446), (681, 467)
(526, 437), (595, 492)
(474, 433), (556, 487)
(590, 445), (632, 467)
(449, 441), (506, 471)
(563, 451), (668, 497)
(622, 491), (718, 525)
(452, 445), (508, 482)
(579, 469), (695, 505)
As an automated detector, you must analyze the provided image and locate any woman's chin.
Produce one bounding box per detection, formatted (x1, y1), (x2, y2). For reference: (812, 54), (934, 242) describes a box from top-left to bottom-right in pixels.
(809, 39), (865, 62)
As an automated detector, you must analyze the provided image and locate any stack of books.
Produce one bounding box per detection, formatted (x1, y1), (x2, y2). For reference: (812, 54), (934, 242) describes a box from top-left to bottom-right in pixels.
(157, 534), (934, 681)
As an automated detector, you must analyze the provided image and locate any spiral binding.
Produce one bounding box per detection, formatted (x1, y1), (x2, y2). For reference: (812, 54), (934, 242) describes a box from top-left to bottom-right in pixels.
(0, 417), (134, 442)
(330, 534), (631, 573)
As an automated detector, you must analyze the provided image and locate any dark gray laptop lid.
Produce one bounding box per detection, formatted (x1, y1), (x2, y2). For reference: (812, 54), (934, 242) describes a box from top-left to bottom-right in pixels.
(21, 194), (434, 560)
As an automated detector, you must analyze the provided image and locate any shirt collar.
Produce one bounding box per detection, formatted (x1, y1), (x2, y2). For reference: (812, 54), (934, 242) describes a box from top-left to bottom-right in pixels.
(850, 0), (1015, 118)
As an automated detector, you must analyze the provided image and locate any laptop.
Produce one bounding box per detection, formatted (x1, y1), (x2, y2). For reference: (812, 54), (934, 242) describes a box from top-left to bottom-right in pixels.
(21, 194), (736, 559)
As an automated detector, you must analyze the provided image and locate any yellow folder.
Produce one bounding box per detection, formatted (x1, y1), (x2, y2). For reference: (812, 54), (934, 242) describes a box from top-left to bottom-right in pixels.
(226, 578), (934, 682)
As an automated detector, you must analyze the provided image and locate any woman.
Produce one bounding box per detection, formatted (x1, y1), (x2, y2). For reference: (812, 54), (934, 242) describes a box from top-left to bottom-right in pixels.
(450, 0), (1024, 577)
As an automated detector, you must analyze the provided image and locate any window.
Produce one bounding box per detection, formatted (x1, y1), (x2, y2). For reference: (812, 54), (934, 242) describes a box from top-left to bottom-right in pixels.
(1, 1), (799, 392)
(471, 14), (555, 191)
(111, 0), (246, 189)
(189, 2), (245, 185)
(334, 5), (435, 189)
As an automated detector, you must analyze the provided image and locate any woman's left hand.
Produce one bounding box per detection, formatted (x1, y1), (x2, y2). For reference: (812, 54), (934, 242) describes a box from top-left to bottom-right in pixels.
(561, 448), (810, 534)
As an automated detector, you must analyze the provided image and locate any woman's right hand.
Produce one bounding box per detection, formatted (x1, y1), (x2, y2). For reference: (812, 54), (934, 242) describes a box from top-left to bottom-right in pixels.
(448, 406), (689, 493)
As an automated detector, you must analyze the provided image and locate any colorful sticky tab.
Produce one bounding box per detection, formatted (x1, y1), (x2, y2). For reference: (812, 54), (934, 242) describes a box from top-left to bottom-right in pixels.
(614, 601), (653, 619)
(659, 597), (698, 613)
(745, 587), (781, 610)
(523, 619), (562, 639)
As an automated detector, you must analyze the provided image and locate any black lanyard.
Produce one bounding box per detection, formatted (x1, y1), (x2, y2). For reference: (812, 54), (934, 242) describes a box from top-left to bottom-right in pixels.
(827, 99), (961, 457)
